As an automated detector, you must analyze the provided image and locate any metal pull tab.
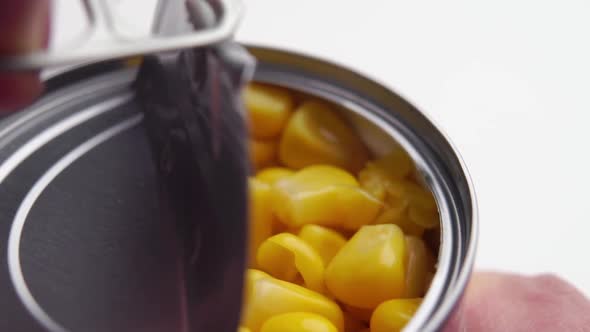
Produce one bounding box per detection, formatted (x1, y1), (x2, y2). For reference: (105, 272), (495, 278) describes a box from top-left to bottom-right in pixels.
(0, 0), (244, 71)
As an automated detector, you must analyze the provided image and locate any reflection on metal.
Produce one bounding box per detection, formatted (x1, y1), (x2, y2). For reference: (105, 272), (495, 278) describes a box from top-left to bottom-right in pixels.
(0, 94), (132, 184)
(7, 114), (142, 332)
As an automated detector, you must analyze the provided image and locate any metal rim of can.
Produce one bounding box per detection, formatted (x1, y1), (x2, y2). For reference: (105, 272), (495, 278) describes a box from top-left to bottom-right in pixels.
(0, 45), (477, 332)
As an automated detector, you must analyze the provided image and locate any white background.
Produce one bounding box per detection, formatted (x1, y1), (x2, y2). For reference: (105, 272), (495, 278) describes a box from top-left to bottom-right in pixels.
(54, 0), (590, 295)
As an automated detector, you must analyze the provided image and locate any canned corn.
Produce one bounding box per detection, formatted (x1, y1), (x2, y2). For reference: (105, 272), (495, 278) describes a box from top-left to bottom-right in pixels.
(247, 46), (478, 332)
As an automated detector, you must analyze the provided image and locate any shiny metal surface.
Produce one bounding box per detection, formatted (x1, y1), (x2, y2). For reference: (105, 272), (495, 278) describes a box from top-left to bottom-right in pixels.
(135, 40), (253, 332)
(0, 45), (476, 331)
(0, 0), (243, 71)
(247, 46), (478, 332)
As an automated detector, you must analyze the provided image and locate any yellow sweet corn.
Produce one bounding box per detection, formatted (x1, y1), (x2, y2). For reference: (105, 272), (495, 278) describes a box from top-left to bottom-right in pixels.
(241, 269), (344, 332)
(256, 233), (325, 293)
(250, 139), (278, 171)
(245, 83), (294, 139)
(260, 312), (338, 332)
(403, 236), (433, 298)
(403, 181), (436, 210)
(273, 165), (382, 230)
(408, 204), (439, 229)
(373, 202), (425, 237)
(251, 171), (295, 236)
(279, 100), (369, 172)
(359, 150), (440, 230)
(368, 180), (438, 233)
(403, 181), (439, 229)
(370, 298), (422, 332)
(255, 167), (295, 185)
(325, 224), (407, 309)
(248, 178), (274, 266)
(241, 82), (439, 332)
(298, 224), (347, 266)
(358, 149), (413, 200)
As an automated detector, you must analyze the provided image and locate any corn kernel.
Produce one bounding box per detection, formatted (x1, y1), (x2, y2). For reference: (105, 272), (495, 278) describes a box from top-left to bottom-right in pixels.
(257, 233), (325, 293)
(367, 179), (438, 233)
(374, 207), (424, 237)
(358, 149), (413, 200)
(279, 100), (369, 172)
(403, 236), (433, 298)
(250, 139), (278, 171)
(370, 298), (422, 332)
(298, 224), (347, 266)
(403, 181), (436, 210)
(248, 178), (274, 267)
(260, 312), (338, 332)
(359, 150), (439, 230)
(241, 269), (344, 332)
(404, 181), (439, 229)
(245, 83), (294, 139)
(325, 224), (407, 309)
(408, 204), (439, 229)
(255, 167), (295, 185)
(242, 82), (439, 332)
(273, 165), (382, 230)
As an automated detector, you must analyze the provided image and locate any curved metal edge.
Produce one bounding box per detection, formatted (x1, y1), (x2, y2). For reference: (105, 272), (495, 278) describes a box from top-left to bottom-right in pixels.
(6, 114), (142, 332)
(410, 143), (478, 332)
(0, 65), (135, 161)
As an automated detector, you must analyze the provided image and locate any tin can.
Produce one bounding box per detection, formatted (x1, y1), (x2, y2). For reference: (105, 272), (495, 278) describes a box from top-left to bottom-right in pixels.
(0, 46), (477, 331)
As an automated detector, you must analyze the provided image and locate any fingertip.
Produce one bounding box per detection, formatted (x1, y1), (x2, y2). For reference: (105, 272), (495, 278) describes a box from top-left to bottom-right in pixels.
(0, 0), (50, 112)
(0, 0), (50, 54)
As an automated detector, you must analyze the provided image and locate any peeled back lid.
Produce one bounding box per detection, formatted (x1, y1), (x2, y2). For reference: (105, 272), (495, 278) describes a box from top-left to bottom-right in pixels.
(136, 41), (253, 331)
(137, 4), (254, 329)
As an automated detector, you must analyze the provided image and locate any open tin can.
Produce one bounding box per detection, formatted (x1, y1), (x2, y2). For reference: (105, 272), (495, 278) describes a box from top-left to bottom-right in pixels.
(0, 45), (477, 331)
(0, 2), (476, 331)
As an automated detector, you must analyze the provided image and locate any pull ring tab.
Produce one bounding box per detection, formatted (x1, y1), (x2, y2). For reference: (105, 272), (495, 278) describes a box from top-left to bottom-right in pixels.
(0, 0), (244, 71)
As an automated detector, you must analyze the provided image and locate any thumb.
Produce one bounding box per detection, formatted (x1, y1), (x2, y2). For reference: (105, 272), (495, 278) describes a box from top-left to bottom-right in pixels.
(443, 271), (590, 332)
(0, 0), (50, 111)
